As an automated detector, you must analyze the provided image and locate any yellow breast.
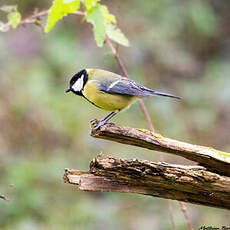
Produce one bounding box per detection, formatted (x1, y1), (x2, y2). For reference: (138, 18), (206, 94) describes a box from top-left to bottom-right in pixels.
(82, 82), (137, 111)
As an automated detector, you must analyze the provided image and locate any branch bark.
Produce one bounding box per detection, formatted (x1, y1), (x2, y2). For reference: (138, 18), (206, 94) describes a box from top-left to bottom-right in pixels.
(64, 157), (230, 210)
(91, 124), (230, 177)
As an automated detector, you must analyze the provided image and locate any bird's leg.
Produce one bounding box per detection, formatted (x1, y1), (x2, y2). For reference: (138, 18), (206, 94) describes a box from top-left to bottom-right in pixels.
(92, 111), (118, 131)
(101, 111), (117, 123)
(89, 112), (114, 125)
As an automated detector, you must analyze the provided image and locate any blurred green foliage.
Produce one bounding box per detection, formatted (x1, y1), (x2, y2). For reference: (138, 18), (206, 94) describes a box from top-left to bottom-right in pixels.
(0, 5), (21, 31)
(0, 0), (230, 229)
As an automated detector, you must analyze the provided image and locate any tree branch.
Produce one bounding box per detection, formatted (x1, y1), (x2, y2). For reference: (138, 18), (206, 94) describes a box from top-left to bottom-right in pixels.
(64, 157), (230, 210)
(91, 124), (230, 177)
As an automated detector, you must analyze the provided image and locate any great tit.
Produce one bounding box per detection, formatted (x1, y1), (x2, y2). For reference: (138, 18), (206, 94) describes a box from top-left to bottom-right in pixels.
(66, 69), (181, 130)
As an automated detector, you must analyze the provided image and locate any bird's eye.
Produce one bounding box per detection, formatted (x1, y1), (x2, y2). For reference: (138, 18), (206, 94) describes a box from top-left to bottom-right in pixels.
(70, 79), (75, 85)
(70, 76), (79, 85)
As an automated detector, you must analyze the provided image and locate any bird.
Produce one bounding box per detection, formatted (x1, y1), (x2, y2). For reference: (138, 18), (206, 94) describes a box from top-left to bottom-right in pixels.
(65, 68), (181, 130)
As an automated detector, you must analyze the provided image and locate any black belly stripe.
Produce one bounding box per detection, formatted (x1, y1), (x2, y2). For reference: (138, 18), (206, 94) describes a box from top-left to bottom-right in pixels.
(81, 94), (104, 109)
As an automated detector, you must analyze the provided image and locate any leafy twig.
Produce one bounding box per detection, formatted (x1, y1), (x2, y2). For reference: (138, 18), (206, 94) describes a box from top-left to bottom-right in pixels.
(0, 9), (85, 32)
(104, 36), (193, 230)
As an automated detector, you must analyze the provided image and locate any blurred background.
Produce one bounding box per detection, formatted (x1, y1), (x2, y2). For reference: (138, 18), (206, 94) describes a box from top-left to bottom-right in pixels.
(0, 0), (230, 229)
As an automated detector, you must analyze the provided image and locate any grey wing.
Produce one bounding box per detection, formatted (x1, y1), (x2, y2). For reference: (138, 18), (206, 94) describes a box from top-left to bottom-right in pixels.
(98, 77), (153, 97)
(90, 77), (181, 99)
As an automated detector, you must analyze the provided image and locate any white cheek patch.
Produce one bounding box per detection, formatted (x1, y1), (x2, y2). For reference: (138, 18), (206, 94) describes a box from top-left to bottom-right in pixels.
(72, 75), (84, 92)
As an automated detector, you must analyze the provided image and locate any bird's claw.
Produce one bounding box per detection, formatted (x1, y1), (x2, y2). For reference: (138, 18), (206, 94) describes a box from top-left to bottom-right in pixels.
(89, 118), (99, 124)
(89, 119), (100, 129)
(90, 119), (115, 131)
(93, 122), (104, 131)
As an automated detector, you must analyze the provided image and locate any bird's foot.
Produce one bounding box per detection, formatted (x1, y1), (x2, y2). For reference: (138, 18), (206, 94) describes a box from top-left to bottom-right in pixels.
(89, 119), (100, 129)
(90, 119), (114, 131)
(93, 120), (106, 131)
(89, 118), (100, 124)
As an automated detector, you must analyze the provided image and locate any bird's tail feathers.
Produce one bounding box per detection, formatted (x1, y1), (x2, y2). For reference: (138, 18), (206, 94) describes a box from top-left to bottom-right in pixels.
(147, 89), (181, 99)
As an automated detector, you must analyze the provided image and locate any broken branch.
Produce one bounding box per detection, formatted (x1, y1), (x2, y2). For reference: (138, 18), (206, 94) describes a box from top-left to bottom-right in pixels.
(91, 124), (230, 177)
(64, 157), (230, 210)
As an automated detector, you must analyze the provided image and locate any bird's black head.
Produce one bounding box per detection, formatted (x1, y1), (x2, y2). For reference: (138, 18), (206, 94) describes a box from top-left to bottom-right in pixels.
(65, 69), (88, 96)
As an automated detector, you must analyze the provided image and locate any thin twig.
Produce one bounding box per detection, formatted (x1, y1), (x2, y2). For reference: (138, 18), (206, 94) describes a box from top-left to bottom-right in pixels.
(20, 9), (50, 24)
(137, 99), (155, 132)
(180, 202), (193, 230)
(105, 36), (155, 132)
(105, 36), (193, 230)
(19, 10), (85, 25)
(1, 9), (85, 31)
(0, 193), (9, 201)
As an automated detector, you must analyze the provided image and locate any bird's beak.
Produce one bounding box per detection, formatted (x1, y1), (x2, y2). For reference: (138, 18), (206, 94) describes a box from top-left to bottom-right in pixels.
(65, 88), (71, 93)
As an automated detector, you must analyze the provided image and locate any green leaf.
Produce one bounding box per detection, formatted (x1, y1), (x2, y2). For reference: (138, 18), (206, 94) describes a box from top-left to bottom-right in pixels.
(84, 0), (100, 10)
(85, 5), (106, 47)
(100, 5), (116, 24)
(8, 12), (21, 28)
(106, 24), (129, 46)
(45, 0), (80, 33)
